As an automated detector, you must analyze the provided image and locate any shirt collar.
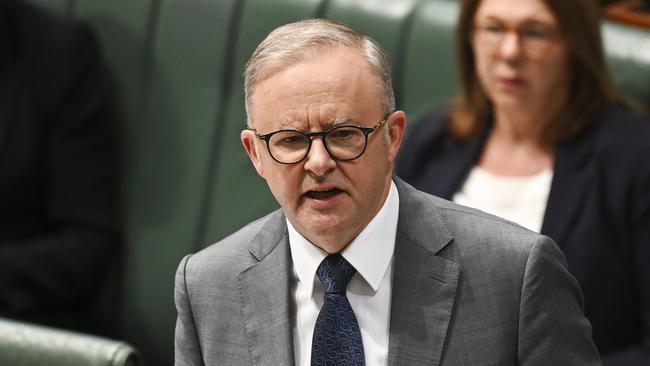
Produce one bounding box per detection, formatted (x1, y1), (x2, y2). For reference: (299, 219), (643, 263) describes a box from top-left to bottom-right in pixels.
(288, 180), (399, 297)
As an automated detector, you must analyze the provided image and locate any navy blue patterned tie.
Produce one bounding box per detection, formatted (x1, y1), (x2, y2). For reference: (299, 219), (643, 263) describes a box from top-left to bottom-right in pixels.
(311, 254), (365, 366)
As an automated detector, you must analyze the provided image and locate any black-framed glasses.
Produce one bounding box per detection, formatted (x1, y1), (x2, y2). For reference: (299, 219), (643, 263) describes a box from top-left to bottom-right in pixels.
(250, 119), (387, 164)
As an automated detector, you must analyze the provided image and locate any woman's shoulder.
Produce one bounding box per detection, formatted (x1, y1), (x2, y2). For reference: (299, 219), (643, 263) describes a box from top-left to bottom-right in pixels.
(580, 105), (650, 180)
(398, 108), (454, 165)
(597, 104), (650, 133)
(406, 108), (450, 140)
(592, 104), (650, 149)
(403, 107), (474, 151)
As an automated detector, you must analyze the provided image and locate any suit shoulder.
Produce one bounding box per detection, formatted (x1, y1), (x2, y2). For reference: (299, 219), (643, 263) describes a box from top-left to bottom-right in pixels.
(588, 105), (650, 180)
(408, 185), (531, 234)
(430, 197), (562, 283)
(398, 183), (567, 320)
(182, 211), (282, 277)
(438, 197), (542, 252)
(400, 182), (543, 258)
(595, 105), (650, 148)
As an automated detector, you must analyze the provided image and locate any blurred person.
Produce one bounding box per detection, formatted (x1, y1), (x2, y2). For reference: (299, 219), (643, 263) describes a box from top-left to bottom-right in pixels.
(175, 18), (600, 365)
(397, 0), (650, 364)
(0, 0), (119, 333)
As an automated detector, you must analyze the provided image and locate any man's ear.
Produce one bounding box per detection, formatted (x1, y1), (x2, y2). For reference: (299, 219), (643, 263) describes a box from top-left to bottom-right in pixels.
(241, 129), (265, 178)
(386, 110), (406, 163)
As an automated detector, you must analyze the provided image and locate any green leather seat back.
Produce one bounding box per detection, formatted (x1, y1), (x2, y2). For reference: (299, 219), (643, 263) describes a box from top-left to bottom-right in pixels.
(200, 0), (325, 245)
(117, 1), (239, 363)
(402, 0), (459, 122)
(73, 0), (153, 131)
(70, 0), (240, 363)
(323, 0), (422, 109)
(0, 318), (140, 366)
(68, 0), (157, 361)
(26, 0), (69, 16)
(603, 21), (650, 109)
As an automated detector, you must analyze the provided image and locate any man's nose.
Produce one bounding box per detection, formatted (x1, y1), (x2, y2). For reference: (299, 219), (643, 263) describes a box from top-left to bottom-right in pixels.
(303, 138), (336, 176)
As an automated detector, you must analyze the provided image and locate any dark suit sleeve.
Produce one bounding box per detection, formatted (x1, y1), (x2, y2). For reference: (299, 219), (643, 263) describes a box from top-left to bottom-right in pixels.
(518, 236), (601, 365)
(175, 254), (206, 366)
(0, 17), (119, 319)
(602, 142), (650, 365)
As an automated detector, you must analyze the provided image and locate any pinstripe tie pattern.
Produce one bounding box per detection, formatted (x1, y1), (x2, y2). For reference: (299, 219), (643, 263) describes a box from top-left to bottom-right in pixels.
(311, 254), (365, 366)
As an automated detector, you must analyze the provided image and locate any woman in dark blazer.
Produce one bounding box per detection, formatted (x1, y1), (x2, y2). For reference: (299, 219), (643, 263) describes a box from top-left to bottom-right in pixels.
(0, 0), (119, 332)
(397, 0), (650, 364)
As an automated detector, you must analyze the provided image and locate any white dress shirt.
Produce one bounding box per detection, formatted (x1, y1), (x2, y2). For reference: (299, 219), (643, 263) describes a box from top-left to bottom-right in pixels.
(453, 167), (553, 232)
(288, 180), (399, 366)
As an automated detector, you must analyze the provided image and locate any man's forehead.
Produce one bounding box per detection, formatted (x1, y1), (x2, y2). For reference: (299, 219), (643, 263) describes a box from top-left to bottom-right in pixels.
(249, 46), (382, 129)
(254, 106), (369, 131)
(256, 45), (328, 77)
(272, 115), (360, 129)
(255, 45), (369, 86)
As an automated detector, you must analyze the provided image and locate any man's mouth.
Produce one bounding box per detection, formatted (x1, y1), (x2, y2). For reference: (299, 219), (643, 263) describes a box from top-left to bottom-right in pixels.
(305, 188), (343, 199)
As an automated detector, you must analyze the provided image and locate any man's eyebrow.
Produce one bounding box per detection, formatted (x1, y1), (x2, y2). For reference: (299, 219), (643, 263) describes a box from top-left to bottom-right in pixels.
(271, 116), (356, 131)
(275, 120), (302, 129)
(327, 116), (355, 126)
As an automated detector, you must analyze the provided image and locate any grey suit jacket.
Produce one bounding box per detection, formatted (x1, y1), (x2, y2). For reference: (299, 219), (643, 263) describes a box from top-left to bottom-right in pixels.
(175, 178), (600, 365)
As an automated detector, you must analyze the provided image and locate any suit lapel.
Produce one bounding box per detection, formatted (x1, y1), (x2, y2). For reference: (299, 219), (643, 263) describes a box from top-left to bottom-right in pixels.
(541, 131), (595, 246)
(239, 212), (295, 366)
(388, 179), (459, 366)
(238, 182), (463, 365)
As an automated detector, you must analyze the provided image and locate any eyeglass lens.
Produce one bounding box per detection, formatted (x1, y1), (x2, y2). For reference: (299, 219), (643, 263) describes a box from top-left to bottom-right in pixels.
(267, 126), (367, 163)
(474, 21), (558, 57)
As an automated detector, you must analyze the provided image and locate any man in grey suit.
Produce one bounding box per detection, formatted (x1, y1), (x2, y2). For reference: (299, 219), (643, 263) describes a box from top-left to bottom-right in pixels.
(174, 18), (600, 366)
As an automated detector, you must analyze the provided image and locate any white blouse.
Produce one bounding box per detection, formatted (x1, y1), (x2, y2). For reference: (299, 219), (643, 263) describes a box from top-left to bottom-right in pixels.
(453, 167), (553, 232)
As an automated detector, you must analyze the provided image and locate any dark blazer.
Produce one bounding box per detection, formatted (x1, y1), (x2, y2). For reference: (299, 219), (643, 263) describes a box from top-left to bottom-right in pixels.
(0, 0), (118, 331)
(175, 178), (600, 365)
(396, 105), (650, 365)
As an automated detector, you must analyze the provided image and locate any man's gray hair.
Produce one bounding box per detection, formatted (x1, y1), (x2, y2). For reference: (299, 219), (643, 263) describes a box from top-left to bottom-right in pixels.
(244, 18), (395, 127)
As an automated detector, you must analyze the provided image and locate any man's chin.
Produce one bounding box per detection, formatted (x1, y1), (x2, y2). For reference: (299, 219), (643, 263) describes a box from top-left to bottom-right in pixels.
(293, 213), (352, 246)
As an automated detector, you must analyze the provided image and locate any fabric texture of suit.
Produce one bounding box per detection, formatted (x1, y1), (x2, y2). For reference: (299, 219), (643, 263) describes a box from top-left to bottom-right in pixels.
(0, 0), (119, 332)
(396, 105), (650, 365)
(175, 178), (600, 365)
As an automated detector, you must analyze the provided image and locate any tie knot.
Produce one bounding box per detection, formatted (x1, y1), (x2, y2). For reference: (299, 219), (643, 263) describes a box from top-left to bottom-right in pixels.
(316, 254), (357, 294)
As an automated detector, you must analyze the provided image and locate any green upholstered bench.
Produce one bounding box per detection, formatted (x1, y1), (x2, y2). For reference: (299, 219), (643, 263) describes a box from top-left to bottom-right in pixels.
(25, 0), (650, 364)
(0, 318), (140, 366)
